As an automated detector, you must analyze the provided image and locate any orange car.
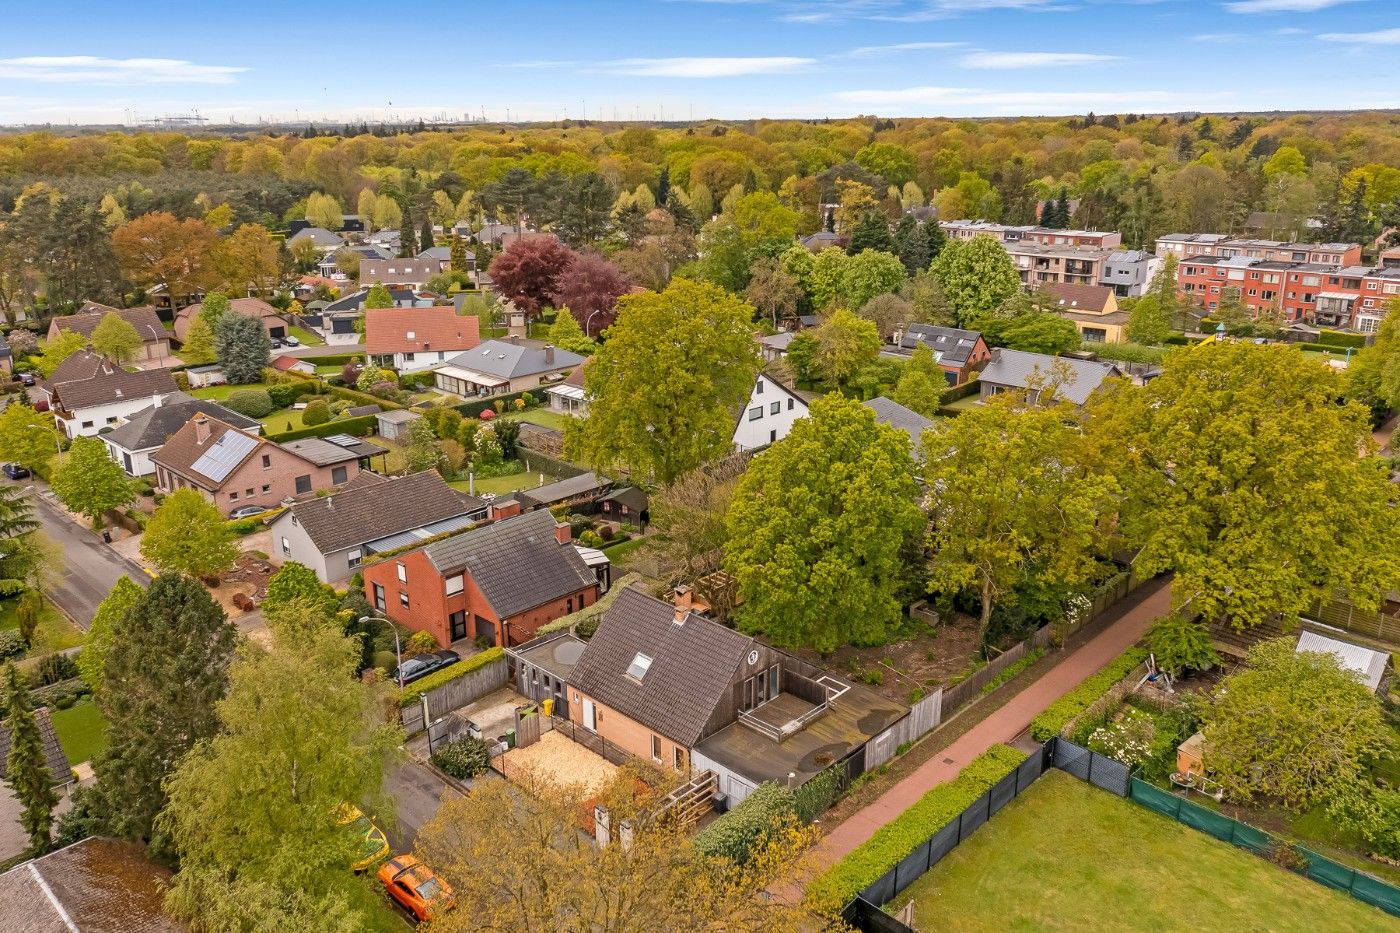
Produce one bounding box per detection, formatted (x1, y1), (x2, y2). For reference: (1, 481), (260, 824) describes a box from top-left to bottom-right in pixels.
(378, 855), (455, 922)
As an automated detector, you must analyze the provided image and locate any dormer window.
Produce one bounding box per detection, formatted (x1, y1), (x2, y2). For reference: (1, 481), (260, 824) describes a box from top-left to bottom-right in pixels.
(626, 652), (652, 681)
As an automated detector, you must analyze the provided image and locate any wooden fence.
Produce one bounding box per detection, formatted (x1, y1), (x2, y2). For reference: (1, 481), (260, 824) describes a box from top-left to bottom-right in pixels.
(1306, 599), (1400, 649)
(400, 654), (510, 734)
(864, 691), (944, 770)
(550, 715), (634, 766)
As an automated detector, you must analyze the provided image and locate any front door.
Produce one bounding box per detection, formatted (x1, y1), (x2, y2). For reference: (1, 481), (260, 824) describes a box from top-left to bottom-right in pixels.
(449, 611), (467, 642)
(582, 698), (596, 732)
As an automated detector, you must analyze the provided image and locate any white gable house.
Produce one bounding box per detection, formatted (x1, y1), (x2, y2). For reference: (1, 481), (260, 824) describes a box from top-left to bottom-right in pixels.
(732, 374), (809, 452)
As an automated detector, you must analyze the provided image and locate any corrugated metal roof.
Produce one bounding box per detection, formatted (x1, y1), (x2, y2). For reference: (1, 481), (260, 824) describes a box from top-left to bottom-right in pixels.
(1296, 631), (1390, 691)
(189, 430), (257, 482)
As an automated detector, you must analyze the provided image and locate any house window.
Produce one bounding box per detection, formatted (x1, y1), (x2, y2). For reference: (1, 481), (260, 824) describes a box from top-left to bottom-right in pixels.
(396, 562), (407, 583)
(81, 421), (94, 429)
(331, 466), (347, 484)
(347, 549), (363, 568)
(295, 475), (312, 494)
(626, 652), (653, 680)
(262, 454), (271, 469)
(229, 492), (239, 501)
(403, 352), (415, 361)
(399, 592), (410, 608)
(755, 380), (763, 394)
(373, 583), (385, 611)
(769, 401), (780, 415)
(748, 406), (762, 421)
(566, 597), (573, 614)
(673, 746), (684, 770)
(281, 537), (290, 556)
(651, 735), (661, 762)
(262, 484), (270, 493)
(787, 398), (794, 410)
(770, 429), (777, 443)
(245, 488), (254, 497)
(445, 573), (463, 595)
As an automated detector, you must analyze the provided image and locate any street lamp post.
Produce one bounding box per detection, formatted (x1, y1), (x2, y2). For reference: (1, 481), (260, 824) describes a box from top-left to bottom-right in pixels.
(584, 309), (605, 340)
(27, 423), (63, 462)
(360, 614), (404, 687)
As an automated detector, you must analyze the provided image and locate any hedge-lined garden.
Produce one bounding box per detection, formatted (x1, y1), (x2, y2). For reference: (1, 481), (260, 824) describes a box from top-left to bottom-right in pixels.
(805, 744), (1026, 916)
(1030, 647), (1149, 741)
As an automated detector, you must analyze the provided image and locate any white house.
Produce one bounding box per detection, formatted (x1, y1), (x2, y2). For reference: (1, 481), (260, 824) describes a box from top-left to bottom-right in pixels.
(732, 374), (809, 451)
(36, 350), (179, 439)
(102, 392), (261, 477)
(364, 306), (481, 375)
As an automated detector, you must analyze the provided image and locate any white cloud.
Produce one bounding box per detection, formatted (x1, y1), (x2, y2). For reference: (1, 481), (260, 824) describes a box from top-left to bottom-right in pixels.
(0, 56), (244, 84)
(840, 41), (966, 57)
(596, 57), (814, 77)
(1224, 0), (1361, 12)
(958, 51), (1121, 68)
(774, 0), (1070, 22)
(830, 85), (1231, 113)
(1191, 32), (1246, 42)
(1318, 27), (1400, 44)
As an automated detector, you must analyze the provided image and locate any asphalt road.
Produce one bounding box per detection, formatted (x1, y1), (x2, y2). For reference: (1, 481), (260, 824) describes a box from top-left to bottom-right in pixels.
(382, 758), (461, 854)
(25, 486), (149, 628)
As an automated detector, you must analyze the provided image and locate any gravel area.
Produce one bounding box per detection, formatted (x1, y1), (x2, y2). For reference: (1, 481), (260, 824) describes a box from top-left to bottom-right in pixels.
(498, 730), (617, 798)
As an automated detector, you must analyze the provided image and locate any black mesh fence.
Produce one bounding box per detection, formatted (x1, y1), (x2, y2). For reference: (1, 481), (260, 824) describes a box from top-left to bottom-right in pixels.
(1052, 738), (1130, 797)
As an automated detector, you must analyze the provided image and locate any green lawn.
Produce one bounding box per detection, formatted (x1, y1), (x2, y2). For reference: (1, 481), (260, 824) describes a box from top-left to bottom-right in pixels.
(500, 409), (573, 432)
(887, 769), (1398, 932)
(49, 701), (107, 766)
(600, 537), (647, 561)
(450, 469), (564, 497)
(0, 597), (83, 653)
(262, 409), (305, 433)
(941, 394), (984, 413)
(286, 325), (324, 346)
(191, 382), (275, 401)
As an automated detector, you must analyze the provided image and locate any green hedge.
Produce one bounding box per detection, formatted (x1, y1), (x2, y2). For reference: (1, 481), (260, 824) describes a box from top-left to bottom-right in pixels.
(1083, 342), (1167, 365)
(1030, 647), (1148, 741)
(453, 390), (534, 418)
(1318, 329), (1368, 349)
(399, 647), (504, 706)
(327, 384), (406, 411)
(265, 414), (379, 443)
(694, 782), (797, 864)
(517, 449), (590, 480)
(806, 744), (1026, 915)
(940, 378), (980, 404)
(307, 352), (365, 367)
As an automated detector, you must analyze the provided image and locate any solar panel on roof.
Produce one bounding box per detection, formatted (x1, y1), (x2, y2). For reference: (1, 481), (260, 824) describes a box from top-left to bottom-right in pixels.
(324, 434), (359, 447)
(189, 430), (257, 482)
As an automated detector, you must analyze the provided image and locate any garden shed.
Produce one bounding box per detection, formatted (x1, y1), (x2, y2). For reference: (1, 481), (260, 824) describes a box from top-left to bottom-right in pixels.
(376, 408), (421, 442)
(1295, 631), (1392, 693)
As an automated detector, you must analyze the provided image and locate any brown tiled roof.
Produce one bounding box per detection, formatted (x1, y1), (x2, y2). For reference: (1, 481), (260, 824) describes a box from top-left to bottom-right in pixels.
(363, 306), (480, 355)
(1041, 282), (1115, 315)
(570, 586), (753, 747)
(174, 297), (282, 340)
(561, 356), (589, 389)
(47, 350), (177, 411)
(53, 306), (165, 343)
(151, 415), (266, 490)
(0, 837), (184, 932)
(278, 470), (483, 554)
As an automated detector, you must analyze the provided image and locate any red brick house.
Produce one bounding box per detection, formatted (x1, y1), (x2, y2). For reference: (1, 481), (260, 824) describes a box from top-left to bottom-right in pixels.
(151, 414), (379, 516)
(360, 509), (603, 649)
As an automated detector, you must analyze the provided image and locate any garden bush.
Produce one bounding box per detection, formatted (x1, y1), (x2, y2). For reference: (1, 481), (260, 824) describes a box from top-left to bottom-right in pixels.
(579, 529), (604, 548)
(694, 782), (797, 864)
(398, 647), (504, 706)
(806, 744), (1026, 915)
(29, 676), (90, 710)
(266, 414), (377, 442)
(302, 399), (331, 427)
(223, 388), (274, 418)
(1318, 329), (1368, 350)
(372, 650), (397, 673)
(793, 764), (846, 823)
(31, 651), (77, 687)
(0, 629), (24, 661)
(429, 736), (492, 779)
(1030, 647), (1148, 741)
(267, 384), (299, 408)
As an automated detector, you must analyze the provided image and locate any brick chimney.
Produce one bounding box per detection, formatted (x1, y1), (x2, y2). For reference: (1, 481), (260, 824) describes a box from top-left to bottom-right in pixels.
(488, 499), (521, 521)
(508, 334), (522, 346)
(554, 521), (571, 546)
(673, 585), (693, 612)
(193, 414), (210, 444)
(544, 344), (555, 365)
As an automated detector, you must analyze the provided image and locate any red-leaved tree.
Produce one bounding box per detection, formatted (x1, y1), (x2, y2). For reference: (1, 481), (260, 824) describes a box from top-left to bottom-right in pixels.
(552, 252), (633, 336)
(487, 235), (576, 318)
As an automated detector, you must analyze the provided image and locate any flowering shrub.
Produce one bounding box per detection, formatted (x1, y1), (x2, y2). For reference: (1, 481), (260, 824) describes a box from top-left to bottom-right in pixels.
(1086, 706), (1156, 767)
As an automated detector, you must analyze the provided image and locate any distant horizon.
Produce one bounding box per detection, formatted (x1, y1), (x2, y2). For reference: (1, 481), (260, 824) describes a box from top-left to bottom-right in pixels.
(3, 0), (1398, 126)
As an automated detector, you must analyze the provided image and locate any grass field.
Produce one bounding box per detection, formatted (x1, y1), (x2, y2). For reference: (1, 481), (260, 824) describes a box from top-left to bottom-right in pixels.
(191, 382), (275, 401)
(0, 597), (83, 653)
(49, 701), (107, 766)
(286, 325), (324, 346)
(450, 468), (565, 496)
(499, 408), (573, 432)
(887, 769), (1398, 932)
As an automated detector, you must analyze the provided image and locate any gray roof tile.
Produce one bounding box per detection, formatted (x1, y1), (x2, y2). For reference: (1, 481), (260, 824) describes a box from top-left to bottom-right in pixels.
(978, 348), (1120, 405)
(280, 471), (483, 554)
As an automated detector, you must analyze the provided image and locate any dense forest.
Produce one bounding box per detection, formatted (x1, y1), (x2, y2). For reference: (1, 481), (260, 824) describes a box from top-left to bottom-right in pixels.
(1, 111), (1398, 319)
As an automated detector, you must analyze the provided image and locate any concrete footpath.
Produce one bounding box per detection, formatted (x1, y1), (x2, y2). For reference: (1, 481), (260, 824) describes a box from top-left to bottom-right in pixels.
(810, 578), (1173, 870)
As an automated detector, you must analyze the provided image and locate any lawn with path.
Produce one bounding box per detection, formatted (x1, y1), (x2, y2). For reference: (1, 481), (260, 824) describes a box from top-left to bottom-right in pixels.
(887, 769), (1399, 932)
(0, 597), (83, 653)
(191, 382), (276, 402)
(450, 468), (564, 497)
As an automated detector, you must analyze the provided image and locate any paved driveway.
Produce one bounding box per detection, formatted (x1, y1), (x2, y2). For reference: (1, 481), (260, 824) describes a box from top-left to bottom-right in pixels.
(23, 487), (149, 628)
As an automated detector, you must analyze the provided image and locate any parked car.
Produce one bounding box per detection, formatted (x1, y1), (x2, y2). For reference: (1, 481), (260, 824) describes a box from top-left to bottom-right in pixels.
(2, 463), (31, 481)
(17, 373), (35, 387)
(282, 334), (301, 347)
(338, 805), (389, 872)
(391, 649), (460, 686)
(228, 505), (269, 520)
(270, 337), (284, 349)
(379, 855), (454, 922)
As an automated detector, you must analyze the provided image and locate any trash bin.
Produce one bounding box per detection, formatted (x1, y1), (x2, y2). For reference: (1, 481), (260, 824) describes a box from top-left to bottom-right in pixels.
(542, 698), (555, 717)
(505, 728), (517, 749)
(101, 529), (112, 543)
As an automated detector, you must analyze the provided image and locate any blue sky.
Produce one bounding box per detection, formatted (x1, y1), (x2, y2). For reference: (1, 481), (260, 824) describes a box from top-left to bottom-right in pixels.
(2, 0), (1398, 125)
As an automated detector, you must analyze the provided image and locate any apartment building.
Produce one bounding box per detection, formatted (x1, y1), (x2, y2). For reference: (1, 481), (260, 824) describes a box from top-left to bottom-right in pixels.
(1178, 255), (1400, 331)
(1155, 233), (1361, 267)
(940, 221), (1121, 249)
